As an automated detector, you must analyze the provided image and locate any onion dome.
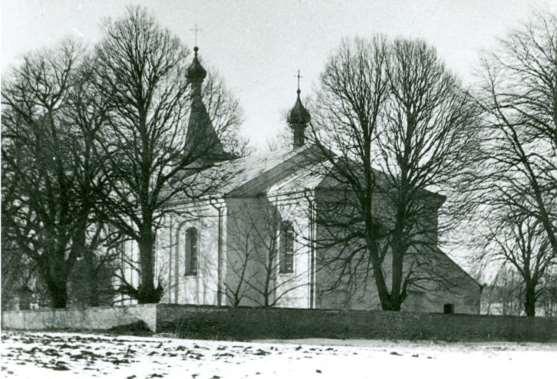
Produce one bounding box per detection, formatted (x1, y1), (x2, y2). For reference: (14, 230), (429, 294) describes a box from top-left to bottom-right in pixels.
(287, 86), (311, 149)
(287, 89), (311, 125)
(186, 47), (207, 82)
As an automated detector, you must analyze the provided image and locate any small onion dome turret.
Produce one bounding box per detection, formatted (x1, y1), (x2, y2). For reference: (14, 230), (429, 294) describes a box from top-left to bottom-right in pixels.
(186, 46), (207, 82)
(287, 89), (311, 125)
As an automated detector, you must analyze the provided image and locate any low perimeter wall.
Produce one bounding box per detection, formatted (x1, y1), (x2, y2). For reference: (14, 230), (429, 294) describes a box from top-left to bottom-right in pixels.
(2, 304), (158, 332)
(3, 304), (557, 342)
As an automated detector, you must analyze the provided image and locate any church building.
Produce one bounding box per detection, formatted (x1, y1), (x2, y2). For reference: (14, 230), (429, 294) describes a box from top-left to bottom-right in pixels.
(120, 47), (481, 314)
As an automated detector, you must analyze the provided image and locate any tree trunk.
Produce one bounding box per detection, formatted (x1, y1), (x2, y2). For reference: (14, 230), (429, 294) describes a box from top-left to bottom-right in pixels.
(45, 273), (68, 309)
(388, 190), (410, 312)
(384, 302), (402, 311)
(136, 225), (162, 304)
(390, 233), (405, 311)
(47, 284), (68, 308)
(43, 248), (69, 308)
(365, 220), (401, 312)
(369, 247), (395, 311)
(524, 284), (537, 317)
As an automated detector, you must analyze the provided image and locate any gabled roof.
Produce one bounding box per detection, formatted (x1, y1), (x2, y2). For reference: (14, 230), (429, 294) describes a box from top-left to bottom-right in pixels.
(169, 144), (325, 204)
(266, 156), (446, 208)
(221, 144), (324, 197)
(171, 141), (445, 209)
(432, 248), (482, 289)
(267, 160), (333, 196)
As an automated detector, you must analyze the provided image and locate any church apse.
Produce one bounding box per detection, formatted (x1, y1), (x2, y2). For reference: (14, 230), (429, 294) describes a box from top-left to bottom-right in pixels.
(311, 179), (481, 314)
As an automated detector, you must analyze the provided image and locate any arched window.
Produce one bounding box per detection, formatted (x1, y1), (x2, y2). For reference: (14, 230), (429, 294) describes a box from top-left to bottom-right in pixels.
(185, 227), (198, 276)
(280, 221), (294, 273)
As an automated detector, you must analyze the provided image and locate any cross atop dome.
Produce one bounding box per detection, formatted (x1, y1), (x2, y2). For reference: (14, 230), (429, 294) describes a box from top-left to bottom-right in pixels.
(190, 24), (202, 46)
(295, 69), (302, 94)
(186, 25), (207, 83)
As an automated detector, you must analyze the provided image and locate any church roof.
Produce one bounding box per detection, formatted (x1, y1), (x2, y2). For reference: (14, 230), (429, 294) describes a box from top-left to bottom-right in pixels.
(212, 144), (324, 197)
(167, 144), (325, 204)
(267, 160), (332, 196)
(170, 141), (446, 206)
(184, 96), (231, 161)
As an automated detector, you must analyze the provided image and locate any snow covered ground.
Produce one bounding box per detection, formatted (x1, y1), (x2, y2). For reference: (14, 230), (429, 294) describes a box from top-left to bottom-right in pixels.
(1, 331), (555, 379)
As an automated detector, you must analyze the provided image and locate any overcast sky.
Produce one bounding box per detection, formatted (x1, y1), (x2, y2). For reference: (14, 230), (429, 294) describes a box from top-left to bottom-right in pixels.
(3, 0), (556, 148)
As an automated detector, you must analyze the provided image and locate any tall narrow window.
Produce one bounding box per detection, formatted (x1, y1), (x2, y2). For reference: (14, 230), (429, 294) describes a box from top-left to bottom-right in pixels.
(280, 221), (294, 273)
(185, 227), (198, 275)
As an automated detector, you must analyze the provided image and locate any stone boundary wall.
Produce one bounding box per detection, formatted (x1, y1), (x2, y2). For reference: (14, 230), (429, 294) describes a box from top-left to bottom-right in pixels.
(3, 304), (557, 342)
(157, 305), (557, 342)
(1, 304), (157, 332)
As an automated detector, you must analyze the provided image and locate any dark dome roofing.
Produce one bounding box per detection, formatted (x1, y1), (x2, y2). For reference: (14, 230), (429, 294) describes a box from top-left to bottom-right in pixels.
(186, 47), (207, 81)
(287, 90), (311, 125)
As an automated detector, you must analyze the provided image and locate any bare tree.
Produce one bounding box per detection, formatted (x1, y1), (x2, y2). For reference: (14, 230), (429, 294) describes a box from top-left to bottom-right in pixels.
(463, 11), (557, 316)
(1, 195), (37, 310)
(471, 11), (557, 256)
(1, 40), (112, 308)
(482, 264), (557, 317)
(93, 7), (242, 303)
(482, 266), (524, 316)
(539, 271), (557, 317)
(309, 37), (477, 311)
(480, 214), (555, 316)
(376, 38), (478, 308)
(308, 36), (391, 309)
(202, 70), (249, 157)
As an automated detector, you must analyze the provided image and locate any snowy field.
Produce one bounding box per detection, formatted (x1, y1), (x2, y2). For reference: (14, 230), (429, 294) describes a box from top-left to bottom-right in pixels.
(1, 332), (555, 379)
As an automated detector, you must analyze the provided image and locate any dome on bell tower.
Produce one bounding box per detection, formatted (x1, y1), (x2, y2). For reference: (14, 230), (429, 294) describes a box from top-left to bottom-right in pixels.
(287, 89), (311, 125)
(186, 47), (207, 82)
(287, 71), (311, 149)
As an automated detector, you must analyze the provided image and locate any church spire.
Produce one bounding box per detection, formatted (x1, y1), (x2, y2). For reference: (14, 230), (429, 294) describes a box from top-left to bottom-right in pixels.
(184, 45), (229, 162)
(287, 70), (311, 149)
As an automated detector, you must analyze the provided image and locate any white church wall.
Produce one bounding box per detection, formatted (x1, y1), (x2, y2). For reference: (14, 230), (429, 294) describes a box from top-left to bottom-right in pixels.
(223, 194), (314, 309)
(224, 197), (271, 307)
(117, 239), (139, 305)
(178, 204), (221, 305)
(154, 202), (224, 306)
(115, 173), (478, 313)
(271, 193), (314, 309)
(156, 214), (174, 304)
